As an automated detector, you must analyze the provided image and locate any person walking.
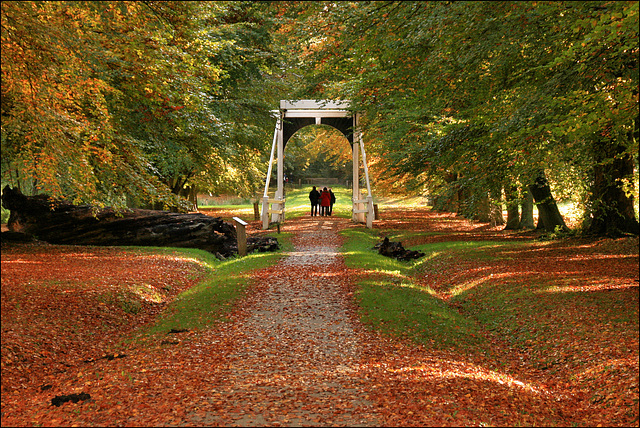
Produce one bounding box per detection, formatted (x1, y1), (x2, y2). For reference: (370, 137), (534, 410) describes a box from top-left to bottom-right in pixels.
(309, 186), (321, 216)
(320, 187), (331, 216)
(329, 188), (336, 216)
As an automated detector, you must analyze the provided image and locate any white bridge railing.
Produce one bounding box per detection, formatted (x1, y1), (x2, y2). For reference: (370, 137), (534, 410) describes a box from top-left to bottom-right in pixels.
(261, 197), (285, 230)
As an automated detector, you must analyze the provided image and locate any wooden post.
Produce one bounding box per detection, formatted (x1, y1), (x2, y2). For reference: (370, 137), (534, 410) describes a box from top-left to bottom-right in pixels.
(233, 217), (248, 257)
(262, 196), (269, 230)
(263, 117), (280, 229)
(275, 117), (284, 223)
(373, 203), (380, 220)
(366, 195), (374, 229)
(253, 201), (260, 221)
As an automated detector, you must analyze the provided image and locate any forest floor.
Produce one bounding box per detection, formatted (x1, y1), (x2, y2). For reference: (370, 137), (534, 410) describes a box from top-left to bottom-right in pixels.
(1, 207), (638, 426)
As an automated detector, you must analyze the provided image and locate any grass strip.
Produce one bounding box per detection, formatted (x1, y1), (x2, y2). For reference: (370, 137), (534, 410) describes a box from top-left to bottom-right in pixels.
(137, 233), (292, 337)
(341, 228), (485, 350)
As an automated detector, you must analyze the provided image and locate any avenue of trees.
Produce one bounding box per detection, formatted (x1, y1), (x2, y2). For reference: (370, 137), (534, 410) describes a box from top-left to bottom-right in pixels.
(2, 1), (638, 236)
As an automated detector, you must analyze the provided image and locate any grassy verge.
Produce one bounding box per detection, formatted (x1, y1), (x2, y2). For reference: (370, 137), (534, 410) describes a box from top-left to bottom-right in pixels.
(135, 232), (292, 338)
(341, 222), (639, 391)
(341, 228), (488, 350)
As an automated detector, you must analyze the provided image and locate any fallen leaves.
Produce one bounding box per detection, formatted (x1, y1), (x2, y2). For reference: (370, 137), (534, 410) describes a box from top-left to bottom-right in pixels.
(1, 211), (638, 427)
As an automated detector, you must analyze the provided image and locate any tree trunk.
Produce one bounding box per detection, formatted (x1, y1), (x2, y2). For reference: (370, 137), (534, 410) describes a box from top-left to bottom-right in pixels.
(504, 185), (521, 230)
(473, 192), (492, 223)
(490, 187), (505, 227)
(470, 187), (504, 227)
(188, 185), (198, 211)
(518, 188), (535, 229)
(528, 173), (569, 232)
(583, 138), (639, 236)
(432, 172), (460, 212)
(1, 186), (250, 256)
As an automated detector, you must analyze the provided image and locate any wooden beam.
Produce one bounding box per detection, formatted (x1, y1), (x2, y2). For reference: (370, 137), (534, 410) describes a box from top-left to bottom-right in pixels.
(280, 100), (351, 110)
(283, 109), (351, 118)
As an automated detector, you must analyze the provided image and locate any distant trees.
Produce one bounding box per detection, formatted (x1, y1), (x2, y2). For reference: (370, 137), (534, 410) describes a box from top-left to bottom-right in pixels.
(283, 1), (639, 235)
(283, 126), (353, 184)
(2, 1), (282, 210)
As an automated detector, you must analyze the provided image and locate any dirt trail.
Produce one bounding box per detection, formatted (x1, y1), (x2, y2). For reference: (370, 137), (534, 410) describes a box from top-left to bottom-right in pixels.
(190, 216), (380, 426)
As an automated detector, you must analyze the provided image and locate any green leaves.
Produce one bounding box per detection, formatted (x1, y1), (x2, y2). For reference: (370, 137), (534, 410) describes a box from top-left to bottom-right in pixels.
(283, 1), (638, 230)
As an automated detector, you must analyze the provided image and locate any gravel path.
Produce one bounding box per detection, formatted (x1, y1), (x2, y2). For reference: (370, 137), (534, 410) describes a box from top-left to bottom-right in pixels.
(193, 216), (380, 426)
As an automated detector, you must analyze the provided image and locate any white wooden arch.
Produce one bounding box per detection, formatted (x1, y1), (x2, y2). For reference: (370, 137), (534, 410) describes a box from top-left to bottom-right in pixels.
(262, 100), (374, 229)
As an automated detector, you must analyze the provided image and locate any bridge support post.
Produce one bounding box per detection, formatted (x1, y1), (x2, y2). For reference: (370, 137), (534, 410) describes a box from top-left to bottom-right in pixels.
(262, 116), (280, 229)
(352, 141), (364, 223)
(273, 116), (285, 224)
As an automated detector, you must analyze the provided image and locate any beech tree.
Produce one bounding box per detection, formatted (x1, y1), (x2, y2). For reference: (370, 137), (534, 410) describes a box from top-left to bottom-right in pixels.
(2, 1), (281, 210)
(3, 1), (637, 234)
(283, 1), (638, 235)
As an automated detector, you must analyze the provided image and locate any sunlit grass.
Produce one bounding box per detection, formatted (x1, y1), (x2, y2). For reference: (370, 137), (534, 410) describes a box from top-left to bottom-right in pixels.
(198, 186), (356, 223)
(280, 185), (354, 219)
(134, 233), (292, 338)
(355, 279), (484, 348)
(374, 195), (431, 208)
(340, 228), (486, 350)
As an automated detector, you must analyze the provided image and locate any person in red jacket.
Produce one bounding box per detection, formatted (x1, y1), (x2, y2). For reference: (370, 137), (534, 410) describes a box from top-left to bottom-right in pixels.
(320, 187), (331, 216)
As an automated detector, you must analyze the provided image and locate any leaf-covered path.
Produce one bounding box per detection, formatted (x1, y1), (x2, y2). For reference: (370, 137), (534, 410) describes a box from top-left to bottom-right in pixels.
(188, 216), (380, 426)
(2, 210), (638, 426)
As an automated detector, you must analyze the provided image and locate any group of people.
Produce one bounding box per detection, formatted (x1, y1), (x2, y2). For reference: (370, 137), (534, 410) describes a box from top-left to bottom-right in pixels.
(308, 186), (336, 216)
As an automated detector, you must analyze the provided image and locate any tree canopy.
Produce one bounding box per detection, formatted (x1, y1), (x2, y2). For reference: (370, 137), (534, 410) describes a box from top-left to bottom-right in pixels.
(2, 1), (638, 234)
(282, 1), (638, 234)
(2, 1), (282, 209)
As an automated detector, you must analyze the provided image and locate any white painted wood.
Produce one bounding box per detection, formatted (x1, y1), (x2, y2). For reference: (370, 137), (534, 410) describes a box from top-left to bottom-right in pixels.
(280, 100), (351, 110)
(274, 122), (284, 223)
(359, 127), (372, 196)
(366, 195), (374, 229)
(352, 142), (362, 222)
(263, 100), (375, 229)
(262, 196), (269, 230)
(263, 119), (279, 198)
(283, 109), (351, 118)
(232, 216), (248, 227)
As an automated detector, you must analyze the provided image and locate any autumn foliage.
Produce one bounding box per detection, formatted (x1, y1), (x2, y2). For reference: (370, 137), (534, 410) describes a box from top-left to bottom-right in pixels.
(1, 207), (638, 426)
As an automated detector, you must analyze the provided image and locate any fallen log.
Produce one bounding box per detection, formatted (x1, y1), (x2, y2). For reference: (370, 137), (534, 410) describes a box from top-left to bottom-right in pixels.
(373, 237), (425, 261)
(1, 186), (277, 257)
